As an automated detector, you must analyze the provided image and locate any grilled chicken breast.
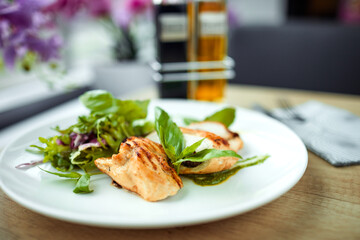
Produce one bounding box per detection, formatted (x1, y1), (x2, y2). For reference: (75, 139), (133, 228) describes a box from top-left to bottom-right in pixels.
(94, 137), (183, 202)
(188, 121), (243, 152)
(147, 127), (239, 174)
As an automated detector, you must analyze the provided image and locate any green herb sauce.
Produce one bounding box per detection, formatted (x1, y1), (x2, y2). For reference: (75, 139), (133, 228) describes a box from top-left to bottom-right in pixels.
(182, 166), (243, 186)
(182, 155), (270, 186)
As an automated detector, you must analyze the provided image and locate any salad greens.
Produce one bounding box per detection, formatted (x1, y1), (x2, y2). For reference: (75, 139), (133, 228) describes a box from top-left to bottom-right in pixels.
(29, 90), (153, 193)
(183, 107), (236, 127)
(154, 107), (242, 172)
(26, 91), (267, 194)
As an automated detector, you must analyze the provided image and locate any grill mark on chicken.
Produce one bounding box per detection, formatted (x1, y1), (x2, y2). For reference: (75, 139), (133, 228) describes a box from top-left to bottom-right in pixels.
(132, 139), (139, 147)
(214, 137), (228, 146)
(135, 151), (147, 165)
(231, 131), (239, 138)
(160, 160), (182, 188)
(137, 147), (158, 170)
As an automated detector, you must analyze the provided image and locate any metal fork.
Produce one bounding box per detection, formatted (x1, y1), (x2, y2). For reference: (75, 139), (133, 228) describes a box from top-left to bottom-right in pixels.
(278, 98), (306, 122)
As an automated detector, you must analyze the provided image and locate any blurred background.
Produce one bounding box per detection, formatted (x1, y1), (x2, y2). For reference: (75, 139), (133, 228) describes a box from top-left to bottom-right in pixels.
(0, 0), (359, 128)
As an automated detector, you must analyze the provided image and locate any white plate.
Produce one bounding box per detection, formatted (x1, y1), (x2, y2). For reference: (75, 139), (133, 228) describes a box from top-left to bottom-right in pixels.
(0, 100), (307, 228)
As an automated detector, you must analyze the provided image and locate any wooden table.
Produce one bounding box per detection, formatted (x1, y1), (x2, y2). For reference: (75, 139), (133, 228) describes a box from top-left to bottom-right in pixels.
(1, 84), (360, 240)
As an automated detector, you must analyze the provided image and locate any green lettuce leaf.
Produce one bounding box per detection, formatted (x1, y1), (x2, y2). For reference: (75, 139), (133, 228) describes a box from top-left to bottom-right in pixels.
(132, 119), (155, 136)
(80, 90), (117, 114)
(30, 90), (152, 194)
(73, 173), (93, 193)
(79, 90), (150, 122)
(183, 107), (236, 127)
(39, 168), (82, 178)
(39, 168), (96, 194)
(205, 107), (235, 127)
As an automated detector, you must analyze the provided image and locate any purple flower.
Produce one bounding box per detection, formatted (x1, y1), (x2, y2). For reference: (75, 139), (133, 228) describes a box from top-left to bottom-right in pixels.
(44, 0), (111, 19)
(26, 34), (62, 61)
(126, 0), (152, 14)
(85, 0), (111, 17)
(0, 0), (61, 68)
(1, 0), (49, 29)
(44, 0), (84, 18)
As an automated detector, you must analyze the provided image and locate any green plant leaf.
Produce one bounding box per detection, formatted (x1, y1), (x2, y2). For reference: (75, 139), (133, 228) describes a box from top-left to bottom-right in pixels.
(73, 173), (93, 193)
(32, 90), (151, 194)
(179, 138), (205, 159)
(155, 107), (185, 161)
(39, 168), (82, 179)
(205, 107), (236, 127)
(183, 117), (199, 125)
(116, 100), (150, 123)
(174, 149), (242, 165)
(79, 90), (150, 122)
(183, 107), (236, 127)
(132, 119), (155, 136)
(80, 90), (117, 114)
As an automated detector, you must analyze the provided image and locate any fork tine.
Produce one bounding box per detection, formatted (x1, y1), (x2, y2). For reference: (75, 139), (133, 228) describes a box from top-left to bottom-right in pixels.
(278, 98), (305, 121)
(278, 98), (294, 118)
(279, 98), (291, 110)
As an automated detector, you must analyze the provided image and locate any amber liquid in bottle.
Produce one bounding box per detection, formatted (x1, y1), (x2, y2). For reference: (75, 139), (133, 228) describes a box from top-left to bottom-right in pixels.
(188, 0), (227, 102)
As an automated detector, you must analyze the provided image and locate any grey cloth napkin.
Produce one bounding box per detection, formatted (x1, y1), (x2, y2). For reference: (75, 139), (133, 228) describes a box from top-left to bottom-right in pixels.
(271, 101), (360, 166)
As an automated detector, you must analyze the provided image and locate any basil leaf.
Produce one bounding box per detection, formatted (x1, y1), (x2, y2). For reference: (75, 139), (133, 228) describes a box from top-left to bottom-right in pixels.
(183, 107), (236, 127)
(164, 145), (177, 163)
(174, 149), (241, 165)
(183, 117), (199, 125)
(179, 138), (205, 159)
(80, 90), (118, 114)
(73, 173), (93, 193)
(155, 107), (185, 161)
(205, 107), (235, 127)
(39, 168), (82, 178)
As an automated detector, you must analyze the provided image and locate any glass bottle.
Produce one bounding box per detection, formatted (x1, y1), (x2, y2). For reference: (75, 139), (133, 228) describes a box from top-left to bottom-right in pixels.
(154, 0), (188, 98)
(187, 0), (228, 102)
